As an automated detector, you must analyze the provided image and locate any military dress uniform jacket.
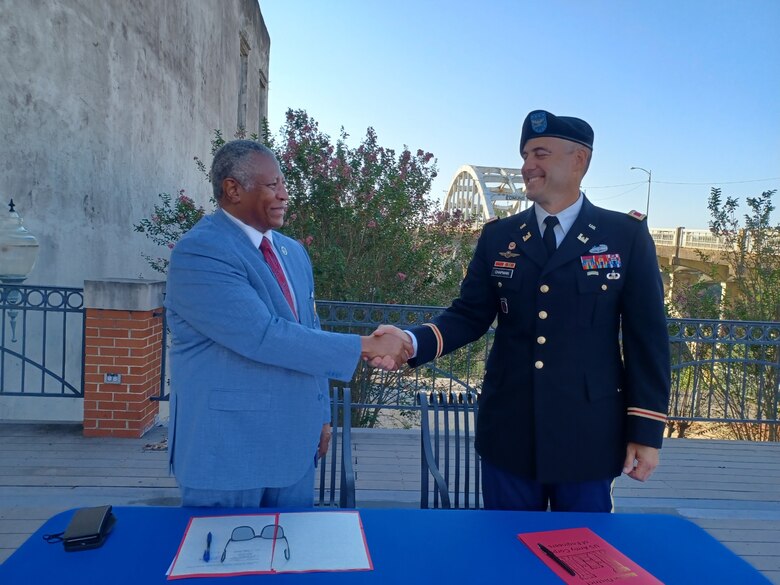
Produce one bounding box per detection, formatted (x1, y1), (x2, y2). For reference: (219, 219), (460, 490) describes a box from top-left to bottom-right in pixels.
(409, 197), (671, 483)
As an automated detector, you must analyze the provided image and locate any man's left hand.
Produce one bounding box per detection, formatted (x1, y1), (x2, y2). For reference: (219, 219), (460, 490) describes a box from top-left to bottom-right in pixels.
(623, 442), (659, 482)
(318, 423), (332, 458)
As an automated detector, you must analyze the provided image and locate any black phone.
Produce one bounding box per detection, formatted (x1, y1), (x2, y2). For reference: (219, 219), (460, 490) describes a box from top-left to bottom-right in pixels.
(62, 505), (116, 552)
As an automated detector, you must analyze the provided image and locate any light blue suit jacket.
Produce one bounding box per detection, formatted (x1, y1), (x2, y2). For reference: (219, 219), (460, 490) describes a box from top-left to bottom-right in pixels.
(165, 209), (361, 490)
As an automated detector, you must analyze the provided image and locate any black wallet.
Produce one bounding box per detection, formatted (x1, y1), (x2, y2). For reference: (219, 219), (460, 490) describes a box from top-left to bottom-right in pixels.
(62, 505), (116, 552)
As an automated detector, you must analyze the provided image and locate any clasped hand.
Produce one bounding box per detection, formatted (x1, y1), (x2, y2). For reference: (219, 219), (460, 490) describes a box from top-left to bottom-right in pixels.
(360, 325), (413, 371)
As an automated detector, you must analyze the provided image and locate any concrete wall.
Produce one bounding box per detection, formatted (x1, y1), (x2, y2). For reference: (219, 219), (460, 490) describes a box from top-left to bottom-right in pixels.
(0, 0), (269, 421)
(0, 0), (269, 286)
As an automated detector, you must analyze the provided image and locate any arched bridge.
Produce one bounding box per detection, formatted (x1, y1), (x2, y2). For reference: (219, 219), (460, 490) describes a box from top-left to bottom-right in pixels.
(443, 165), (532, 221)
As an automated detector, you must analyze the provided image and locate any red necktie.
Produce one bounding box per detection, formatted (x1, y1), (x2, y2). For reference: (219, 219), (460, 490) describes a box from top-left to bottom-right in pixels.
(260, 237), (298, 320)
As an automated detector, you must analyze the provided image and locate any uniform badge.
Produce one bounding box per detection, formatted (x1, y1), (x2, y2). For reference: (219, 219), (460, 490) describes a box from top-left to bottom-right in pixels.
(577, 233), (590, 244)
(587, 270), (599, 276)
(628, 210), (647, 221)
(492, 268), (514, 278)
(588, 224), (596, 230)
(581, 254), (622, 269)
(519, 223), (527, 230)
(508, 242), (517, 250)
(494, 261), (516, 269)
(281, 246), (288, 256)
(500, 298), (508, 314)
(522, 232), (531, 242)
(589, 244), (608, 254)
(499, 251), (520, 258)
(530, 111), (547, 133)
(607, 271), (621, 280)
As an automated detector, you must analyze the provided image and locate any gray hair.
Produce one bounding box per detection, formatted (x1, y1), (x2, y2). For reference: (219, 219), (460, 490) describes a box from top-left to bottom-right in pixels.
(567, 143), (593, 175)
(210, 140), (277, 200)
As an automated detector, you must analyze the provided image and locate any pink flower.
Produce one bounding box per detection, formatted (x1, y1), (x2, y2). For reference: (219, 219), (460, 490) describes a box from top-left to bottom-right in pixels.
(289, 213), (298, 221)
(304, 235), (314, 246)
(397, 272), (407, 282)
(367, 220), (377, 228)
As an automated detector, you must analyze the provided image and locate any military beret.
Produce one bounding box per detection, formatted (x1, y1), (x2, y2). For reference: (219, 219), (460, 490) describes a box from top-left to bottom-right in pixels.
(520, 110), (594, 152)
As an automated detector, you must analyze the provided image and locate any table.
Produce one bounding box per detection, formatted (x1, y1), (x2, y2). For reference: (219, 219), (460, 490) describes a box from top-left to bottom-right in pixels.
(0, 507), (770, 583)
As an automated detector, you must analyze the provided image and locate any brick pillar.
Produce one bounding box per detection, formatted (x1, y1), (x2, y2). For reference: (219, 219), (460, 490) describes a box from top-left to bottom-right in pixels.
(82, 278), (166, 438)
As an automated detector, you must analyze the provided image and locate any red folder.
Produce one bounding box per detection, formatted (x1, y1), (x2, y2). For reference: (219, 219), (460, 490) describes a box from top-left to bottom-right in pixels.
(518, 527), (663, 584)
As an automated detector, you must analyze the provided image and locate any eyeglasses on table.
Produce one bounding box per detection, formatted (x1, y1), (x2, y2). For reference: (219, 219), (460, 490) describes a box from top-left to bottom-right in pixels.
(220, 524), (290, 563)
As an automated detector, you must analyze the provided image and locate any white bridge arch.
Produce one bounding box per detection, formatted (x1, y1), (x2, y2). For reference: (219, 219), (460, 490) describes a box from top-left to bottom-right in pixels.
(443, 165), (531, 222)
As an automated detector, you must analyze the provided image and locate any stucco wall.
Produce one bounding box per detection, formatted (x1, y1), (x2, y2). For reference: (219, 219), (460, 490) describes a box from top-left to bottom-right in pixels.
(0, 0), (270, 286)
(0, 0), (269, 421)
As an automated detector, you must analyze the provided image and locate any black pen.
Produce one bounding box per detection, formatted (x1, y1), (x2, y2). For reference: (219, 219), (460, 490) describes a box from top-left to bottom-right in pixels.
(538, 543), (576, 576)
(203, 532), (212, 562)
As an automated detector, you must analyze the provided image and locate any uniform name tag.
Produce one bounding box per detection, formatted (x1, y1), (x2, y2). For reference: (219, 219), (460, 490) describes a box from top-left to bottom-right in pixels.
(491, 268), (514, 279)
(494, 261), (516, 268)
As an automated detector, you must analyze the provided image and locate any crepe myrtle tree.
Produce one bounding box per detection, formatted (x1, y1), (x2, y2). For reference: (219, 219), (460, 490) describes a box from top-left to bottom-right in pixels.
(135, 110), (475, 426)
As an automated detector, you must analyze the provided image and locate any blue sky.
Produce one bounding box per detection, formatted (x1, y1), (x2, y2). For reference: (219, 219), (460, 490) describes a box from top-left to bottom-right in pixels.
(260, 0), (779, 229)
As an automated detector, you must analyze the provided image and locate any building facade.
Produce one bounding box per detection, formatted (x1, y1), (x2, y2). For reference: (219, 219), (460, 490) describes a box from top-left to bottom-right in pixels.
(0, 0), (270, 421)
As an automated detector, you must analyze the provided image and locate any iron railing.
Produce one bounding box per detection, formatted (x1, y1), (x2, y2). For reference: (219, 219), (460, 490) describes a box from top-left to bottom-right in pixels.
(0, 284), (85, 397)
(318, 302), (780, 429)
(2, 291), (778, 431)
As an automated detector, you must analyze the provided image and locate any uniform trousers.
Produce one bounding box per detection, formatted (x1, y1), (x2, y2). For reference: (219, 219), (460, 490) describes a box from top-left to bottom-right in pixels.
(481, 458), (615, 512)
(180, 461), (316, 508)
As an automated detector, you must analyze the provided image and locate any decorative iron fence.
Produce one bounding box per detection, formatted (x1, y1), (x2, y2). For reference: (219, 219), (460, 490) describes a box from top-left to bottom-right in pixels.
(2, 291), (778, 435)
(0, 284), (85, 397)
(318, 302), (780, 432)
(667, 319), (780, 439)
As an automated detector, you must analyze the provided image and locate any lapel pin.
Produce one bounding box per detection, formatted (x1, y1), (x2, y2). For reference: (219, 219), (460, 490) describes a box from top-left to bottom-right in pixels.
(588, 224), (596, 230)
(508, 242), (517, 250)
(281, 246), (288, 256)
(577, 233), (589, 244)
(522, 233), (531, 242)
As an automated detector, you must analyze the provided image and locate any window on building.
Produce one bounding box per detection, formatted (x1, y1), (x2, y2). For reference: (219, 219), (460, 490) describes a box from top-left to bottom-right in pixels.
(258, 69), (268, 134)
(237, 33), (251, 132)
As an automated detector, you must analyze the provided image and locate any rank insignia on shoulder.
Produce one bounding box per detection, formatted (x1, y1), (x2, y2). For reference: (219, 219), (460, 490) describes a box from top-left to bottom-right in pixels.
(628, 210), (647, 221)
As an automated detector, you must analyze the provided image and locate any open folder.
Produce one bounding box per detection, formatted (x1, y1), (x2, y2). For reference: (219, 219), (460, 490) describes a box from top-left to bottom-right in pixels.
(168, 511), (373, 579)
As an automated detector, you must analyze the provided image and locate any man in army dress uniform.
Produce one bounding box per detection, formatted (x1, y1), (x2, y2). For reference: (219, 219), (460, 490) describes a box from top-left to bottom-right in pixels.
(376, 110), (671, 512)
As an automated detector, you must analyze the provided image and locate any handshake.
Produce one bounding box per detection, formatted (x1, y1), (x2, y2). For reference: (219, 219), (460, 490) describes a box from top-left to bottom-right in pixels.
(359, 325), (413, 371)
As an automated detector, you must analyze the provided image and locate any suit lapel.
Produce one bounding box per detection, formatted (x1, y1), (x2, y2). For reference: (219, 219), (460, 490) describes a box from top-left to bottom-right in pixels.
(271, 236), (303, 321)
(213, 211), (301, 322)
(513, 207), (547, 269)
(542, 197), (600, 275)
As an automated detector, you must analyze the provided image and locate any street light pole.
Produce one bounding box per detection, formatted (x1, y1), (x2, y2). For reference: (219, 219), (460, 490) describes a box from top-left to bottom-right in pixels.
(630, 166), (652, 217)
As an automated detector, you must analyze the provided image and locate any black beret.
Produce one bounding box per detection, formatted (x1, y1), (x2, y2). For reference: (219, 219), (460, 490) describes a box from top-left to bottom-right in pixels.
(520, 110), (594, 152)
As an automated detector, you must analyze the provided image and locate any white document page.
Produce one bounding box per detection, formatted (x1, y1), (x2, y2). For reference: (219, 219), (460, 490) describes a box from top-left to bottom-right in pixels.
(167, 511), (371, 579)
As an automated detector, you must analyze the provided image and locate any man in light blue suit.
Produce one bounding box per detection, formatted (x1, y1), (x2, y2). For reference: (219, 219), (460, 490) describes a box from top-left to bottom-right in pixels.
(165, 140), (409, 507)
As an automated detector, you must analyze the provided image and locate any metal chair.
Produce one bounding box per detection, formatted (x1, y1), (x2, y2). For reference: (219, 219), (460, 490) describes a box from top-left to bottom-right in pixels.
(316, 386), (356, 508)
(418, 390), (481, 509)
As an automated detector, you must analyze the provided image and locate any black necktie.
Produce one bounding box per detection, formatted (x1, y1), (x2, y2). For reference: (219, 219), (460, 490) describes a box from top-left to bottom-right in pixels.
(543, 216), (559, 259)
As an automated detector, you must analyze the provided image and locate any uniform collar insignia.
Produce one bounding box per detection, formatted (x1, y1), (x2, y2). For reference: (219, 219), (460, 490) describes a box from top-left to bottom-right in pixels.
(577, 233), (589, 244)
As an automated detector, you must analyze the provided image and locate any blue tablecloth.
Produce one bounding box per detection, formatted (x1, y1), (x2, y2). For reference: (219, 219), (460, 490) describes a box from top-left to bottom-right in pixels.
(0, 507), (770, 583)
